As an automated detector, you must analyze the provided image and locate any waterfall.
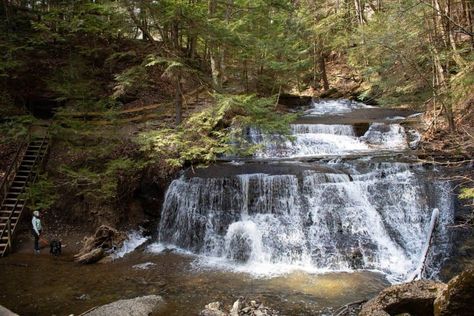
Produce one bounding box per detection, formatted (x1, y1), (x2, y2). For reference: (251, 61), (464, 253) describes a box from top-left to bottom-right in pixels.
(247, 122), (409, 158)
(155, 163), (453, 282)
(152, 99), (453, 284)
(305, 99), (374, 116)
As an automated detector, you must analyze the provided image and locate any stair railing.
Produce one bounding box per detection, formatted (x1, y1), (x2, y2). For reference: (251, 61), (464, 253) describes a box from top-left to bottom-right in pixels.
(0, 135), (29, 207)
(0, 192), (23, 256)
(0, 134), (49, 256)
(6, 218), (11, 250)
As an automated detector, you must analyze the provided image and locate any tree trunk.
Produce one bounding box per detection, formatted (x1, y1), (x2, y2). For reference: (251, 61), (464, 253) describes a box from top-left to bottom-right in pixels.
(445, 0), (467, 67)
(175, 73), (182, 125)
(208, 0), (222, 90)
(313, 42), (319, 90)
(433, 48), (455, 131)
(319, 52), (329, 91)
(123, 0), (158, 46)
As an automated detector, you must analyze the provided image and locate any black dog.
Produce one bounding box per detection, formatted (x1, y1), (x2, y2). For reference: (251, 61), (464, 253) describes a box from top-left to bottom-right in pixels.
(49, 239), (62, 256)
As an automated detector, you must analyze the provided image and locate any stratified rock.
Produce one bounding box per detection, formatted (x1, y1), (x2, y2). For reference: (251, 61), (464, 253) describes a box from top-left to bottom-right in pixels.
(434, 269), (474, 316)
(199, 301), (227, 316)
(0, 305), (19, 316)
(360, 280), (446, 316)
(82, 295), (163, 316)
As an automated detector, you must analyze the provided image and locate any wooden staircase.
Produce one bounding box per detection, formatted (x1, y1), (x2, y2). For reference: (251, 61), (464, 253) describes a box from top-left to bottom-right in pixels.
(0, 134), (50, 257)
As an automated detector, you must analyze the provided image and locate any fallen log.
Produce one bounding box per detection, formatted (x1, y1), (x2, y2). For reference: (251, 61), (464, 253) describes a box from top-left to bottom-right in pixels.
(74, 248), (105, 264)
(411, 208), (440, 281)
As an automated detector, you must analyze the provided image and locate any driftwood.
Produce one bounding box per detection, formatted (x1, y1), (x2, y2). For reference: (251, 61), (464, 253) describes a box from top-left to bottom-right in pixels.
(334, 299), (367, 316)
(74, 248), (105, 264)
(411, 208), (439, 281)
(74, 225), (125, 264)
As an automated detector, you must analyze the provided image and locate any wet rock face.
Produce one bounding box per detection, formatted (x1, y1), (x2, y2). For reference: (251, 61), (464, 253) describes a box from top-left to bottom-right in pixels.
(227, 233), (252, 262)
(359, 280), (446, 316)
(434, 269), (474, 316)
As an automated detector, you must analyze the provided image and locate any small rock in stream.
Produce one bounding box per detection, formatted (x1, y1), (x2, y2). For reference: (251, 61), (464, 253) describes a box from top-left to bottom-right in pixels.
(75, 294), (91, 301)
(200, 297), (279, 316)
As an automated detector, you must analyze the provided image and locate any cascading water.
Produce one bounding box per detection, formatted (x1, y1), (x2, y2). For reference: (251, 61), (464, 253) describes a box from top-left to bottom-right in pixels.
(152, 99), (453, 284)
(156, 162), (453, 282)
(247, 122), (410, 158)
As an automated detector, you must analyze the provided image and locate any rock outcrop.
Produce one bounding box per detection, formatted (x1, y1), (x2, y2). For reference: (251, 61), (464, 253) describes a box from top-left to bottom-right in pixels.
(359, 280), (446, 316)
(82, 295), (163, 316)
(434, 269), (474, 316)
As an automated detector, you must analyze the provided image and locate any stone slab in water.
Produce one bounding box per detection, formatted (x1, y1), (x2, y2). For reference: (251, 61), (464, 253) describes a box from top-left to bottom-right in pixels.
(83, 295), (164, 316)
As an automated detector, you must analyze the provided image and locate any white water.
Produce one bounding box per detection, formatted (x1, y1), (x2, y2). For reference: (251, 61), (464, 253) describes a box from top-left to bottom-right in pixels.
(113, 230), (149, 259)
(248, 122), (408, 158)
(305, 99), (373, 116)
(153, 163), (453, 283)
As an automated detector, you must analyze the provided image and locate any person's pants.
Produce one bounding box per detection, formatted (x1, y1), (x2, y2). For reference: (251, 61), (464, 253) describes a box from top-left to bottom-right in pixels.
(33, 230), (42, 251)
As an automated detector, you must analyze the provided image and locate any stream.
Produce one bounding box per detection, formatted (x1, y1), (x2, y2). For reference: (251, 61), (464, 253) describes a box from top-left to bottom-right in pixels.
(0, 99), (461, 315)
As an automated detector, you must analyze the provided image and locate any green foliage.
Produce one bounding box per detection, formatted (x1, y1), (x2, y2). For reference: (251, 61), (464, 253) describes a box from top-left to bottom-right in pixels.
(450, 63), (474, 109)
(460, 188), (474, 200)
(0, 115), (36, 143)
(112, 65), (148, 99)
(23, 175), (58, 212)
(138, 94), (296, 167)
(347, 1), (434, 106)
(58, 157), (144, 201)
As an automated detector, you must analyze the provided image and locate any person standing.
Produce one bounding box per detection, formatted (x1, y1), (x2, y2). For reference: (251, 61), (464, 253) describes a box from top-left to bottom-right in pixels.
(32, 210), (42, 254)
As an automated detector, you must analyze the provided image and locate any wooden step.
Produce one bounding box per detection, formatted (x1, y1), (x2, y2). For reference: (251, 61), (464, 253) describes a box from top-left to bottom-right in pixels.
(2, 204), (23, 208)
(0, 216), (19, 222)
(7, 183), (26, 189)
(0, 211), (21, 219)
(17, 168), (33, 174)
(18, 167), (34, 173)
(11, 181), (27, 187)
(25, 149), (44, 154)
(9, 186), (25, 191)
(3, 198), (25, 205)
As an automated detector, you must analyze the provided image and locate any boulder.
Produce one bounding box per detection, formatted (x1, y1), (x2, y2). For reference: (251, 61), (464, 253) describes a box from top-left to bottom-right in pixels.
(434, 269), (474, 316)
(0, 305), (19, 316)
(359, 280), (446, 316)
(82, 295), (163, 316)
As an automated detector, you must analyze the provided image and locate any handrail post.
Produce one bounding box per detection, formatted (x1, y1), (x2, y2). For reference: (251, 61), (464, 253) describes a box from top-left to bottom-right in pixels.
(7, 218), (11, 250)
